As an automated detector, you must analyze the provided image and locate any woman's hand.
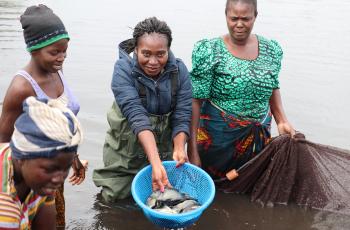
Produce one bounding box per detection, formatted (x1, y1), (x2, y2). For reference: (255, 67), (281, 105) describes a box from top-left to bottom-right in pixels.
(172, 132), (189, 168)
(137, 130), (171, 192)
(151, 161), (171, 192)
(277, 122), (296, 137)
(69, 155), (88, 185)
(173, 148), (189, 168)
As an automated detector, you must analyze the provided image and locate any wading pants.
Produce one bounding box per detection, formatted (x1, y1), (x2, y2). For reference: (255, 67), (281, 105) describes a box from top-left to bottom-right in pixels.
(93, 102), (173, 202)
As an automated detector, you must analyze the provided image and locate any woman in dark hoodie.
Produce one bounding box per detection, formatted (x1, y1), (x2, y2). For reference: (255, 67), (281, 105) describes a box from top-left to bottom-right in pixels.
(93, 17), (192, 202)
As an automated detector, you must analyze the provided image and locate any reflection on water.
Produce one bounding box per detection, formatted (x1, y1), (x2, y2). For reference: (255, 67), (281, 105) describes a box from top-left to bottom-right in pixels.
(0, 0), (25, 65)
(72, 192), (319, 230)
(1, 0), (350, 229)
(79, 192), (327, 230)
(88, 194), (155, 230)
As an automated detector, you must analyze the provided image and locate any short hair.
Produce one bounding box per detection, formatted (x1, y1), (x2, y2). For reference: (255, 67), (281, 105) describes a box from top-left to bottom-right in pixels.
(133, 17), (172, 48)
(225, 0), (258, 17)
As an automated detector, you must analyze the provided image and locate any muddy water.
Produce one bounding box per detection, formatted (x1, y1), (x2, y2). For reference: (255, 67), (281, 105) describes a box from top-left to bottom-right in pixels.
(1, 0), (350, 229)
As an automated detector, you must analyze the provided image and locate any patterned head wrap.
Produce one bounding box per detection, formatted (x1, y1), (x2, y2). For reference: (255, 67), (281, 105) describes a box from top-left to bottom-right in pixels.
(20, 4), (69, 52)
(10, 97), (83, 159)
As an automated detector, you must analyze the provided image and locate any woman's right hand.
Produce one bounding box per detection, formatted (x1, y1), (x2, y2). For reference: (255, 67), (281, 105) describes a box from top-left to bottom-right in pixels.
(137, 130), (171, 192)
(151, 161), (171, 192)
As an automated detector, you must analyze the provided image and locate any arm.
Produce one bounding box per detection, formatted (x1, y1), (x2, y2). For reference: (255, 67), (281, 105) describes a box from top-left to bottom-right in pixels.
(269, 89), (295, 136)
(186, 40), (215, 167)
(172, 132), (188, 167)
(138, 130), (170, 192)
(31, 203), (56, 230)
(0, 77), (34, 142)
(188, 99), (203, 167)
(111, 60), (152, 135)
(170, 61), (192, 166)
(112, 60), (168, 191)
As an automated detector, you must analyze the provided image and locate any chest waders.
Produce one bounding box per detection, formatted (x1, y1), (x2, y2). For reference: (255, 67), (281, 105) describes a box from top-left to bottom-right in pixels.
(93, 71), (178, 202)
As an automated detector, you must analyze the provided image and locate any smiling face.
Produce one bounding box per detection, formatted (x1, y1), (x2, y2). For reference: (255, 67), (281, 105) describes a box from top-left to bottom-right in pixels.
(18, 151), (75, 196)
(226, 1), (257, 44)
(31, 38), (68, 73)
(135, 33), (169, 78)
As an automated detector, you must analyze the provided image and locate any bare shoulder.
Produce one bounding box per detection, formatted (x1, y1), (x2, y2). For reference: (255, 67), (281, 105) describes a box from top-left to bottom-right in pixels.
(4, 75), (35, 104)
(1, 74), (36, 115)
(0, 75), (35, 142)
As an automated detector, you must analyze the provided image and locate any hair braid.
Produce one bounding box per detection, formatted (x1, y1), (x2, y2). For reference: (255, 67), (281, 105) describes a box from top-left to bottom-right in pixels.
(133, 17), (172, 48)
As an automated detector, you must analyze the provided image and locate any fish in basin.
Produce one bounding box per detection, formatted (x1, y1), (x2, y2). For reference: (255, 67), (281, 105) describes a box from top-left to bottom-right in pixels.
(146, 188), (201, 214)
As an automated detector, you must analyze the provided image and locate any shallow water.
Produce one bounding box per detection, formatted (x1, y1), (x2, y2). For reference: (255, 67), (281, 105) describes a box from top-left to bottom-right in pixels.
(1, 0), (350, 229)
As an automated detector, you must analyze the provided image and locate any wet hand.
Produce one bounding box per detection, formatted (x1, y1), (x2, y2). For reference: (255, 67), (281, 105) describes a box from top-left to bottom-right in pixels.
(152, 163), (171, 192)
(69, 155), (88, 185)
(172, 149), (189, 168)
(277, 122), (296, 137)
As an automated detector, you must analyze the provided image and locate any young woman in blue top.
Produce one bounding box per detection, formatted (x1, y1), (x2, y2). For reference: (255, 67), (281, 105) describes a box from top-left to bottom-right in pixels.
(93, 17), (192, 202)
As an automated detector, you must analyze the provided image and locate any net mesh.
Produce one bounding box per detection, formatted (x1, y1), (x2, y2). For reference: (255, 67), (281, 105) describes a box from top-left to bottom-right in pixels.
(219, 133), (350, 214)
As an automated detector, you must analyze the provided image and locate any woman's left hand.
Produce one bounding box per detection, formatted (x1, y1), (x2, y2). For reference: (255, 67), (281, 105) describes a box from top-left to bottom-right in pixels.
(277, 122), (296, 137)
(69, 155), (88, 185)
(173, 149), (189, 168)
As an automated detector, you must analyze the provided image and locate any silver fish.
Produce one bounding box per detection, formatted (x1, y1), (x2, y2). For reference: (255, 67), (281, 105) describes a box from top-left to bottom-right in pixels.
(173, 199), (201, 213)
(154, 205), (178, 214)
(146, 188), (200, 214)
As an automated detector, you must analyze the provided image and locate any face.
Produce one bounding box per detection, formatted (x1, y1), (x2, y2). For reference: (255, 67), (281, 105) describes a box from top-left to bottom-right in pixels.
(226, 1), (256, 43)
(31, 38), (69, 73)
(19, 151), (75, 196)
(135, 33), (169, 78)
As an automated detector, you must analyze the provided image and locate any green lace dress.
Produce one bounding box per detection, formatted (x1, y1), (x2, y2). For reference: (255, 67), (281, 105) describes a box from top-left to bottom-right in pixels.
(190, 35), (283, 180)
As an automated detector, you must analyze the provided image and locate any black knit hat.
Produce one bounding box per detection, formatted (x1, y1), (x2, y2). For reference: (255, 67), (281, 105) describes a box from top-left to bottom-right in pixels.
(20, 4), (69, 52)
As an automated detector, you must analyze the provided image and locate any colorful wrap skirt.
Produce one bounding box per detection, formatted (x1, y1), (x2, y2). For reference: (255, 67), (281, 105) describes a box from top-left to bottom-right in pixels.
(197, 100), (272, 180)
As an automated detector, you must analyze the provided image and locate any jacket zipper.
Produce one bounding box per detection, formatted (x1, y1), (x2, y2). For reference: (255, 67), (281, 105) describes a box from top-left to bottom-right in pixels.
(134, 68), (177, 113)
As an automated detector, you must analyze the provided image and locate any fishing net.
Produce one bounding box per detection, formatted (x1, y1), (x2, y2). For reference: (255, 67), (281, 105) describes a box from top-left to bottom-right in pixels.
(218, 133), (350, 214)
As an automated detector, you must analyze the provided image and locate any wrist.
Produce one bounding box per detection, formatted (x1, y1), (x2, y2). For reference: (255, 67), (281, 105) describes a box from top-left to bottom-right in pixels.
(148, 153), (161, 166)
(173, 144), (185, 152)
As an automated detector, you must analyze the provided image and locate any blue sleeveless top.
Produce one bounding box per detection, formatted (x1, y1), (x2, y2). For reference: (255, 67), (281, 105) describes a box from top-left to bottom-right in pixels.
(17, 70), (80, 115)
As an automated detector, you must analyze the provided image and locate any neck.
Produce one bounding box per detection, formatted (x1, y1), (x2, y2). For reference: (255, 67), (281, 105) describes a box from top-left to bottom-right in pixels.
(228, 34), (251, 46)
(13, 160), (30, 202)
(26, 59), (57, 78)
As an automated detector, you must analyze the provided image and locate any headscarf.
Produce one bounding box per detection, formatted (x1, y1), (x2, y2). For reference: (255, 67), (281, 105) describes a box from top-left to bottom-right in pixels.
(10, 97), (83, 159)
(20, 4), (69, 52)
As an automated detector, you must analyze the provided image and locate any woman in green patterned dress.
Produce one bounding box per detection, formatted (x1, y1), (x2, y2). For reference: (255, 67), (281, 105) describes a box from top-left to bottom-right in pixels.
(188, 0), (295, 183)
